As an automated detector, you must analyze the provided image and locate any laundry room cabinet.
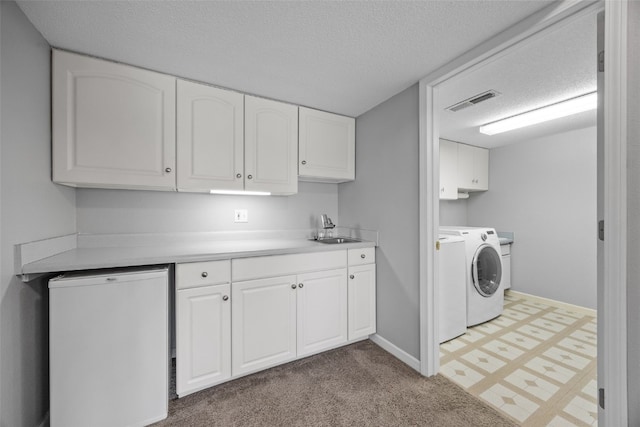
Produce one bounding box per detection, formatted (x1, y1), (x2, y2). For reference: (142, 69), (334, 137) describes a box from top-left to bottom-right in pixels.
(52, 49), (177, 190)
(175, 261), (232, 397)
(298, 107), (355, 183)
(457, 143), (489, 192)
(439, 139), (459, 200)
(176, 80), (244, 192)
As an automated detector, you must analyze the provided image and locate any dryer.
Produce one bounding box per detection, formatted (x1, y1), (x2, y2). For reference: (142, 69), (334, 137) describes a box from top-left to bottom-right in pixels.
(440, 226), (503, 326)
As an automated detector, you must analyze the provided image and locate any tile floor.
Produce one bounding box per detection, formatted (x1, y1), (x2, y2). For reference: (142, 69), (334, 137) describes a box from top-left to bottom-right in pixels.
(440, 291), (597, 426)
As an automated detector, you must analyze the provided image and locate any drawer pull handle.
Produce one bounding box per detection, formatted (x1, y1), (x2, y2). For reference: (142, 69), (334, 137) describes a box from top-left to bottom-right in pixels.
(350, 275), (355, 279)
(222, 295), (229, 301)
(201, 272), (208, 278)
(361, 254), (366, 259)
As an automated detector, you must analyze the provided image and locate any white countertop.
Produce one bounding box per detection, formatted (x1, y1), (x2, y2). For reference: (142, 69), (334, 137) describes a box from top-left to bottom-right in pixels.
(19, 234), (376, 275)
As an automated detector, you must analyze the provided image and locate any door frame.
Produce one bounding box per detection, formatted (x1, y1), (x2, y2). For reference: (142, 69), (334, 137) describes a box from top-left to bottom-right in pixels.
(418, 0), (628, 425)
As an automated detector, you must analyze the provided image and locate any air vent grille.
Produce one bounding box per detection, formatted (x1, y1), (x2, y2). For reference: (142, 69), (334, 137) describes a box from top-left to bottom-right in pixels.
(446, 90), (501, 112)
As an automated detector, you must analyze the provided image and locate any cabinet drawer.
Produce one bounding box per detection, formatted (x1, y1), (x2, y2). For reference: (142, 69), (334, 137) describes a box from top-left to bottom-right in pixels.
(176, 260), (230, 289)
(232, 250), (346, 282)
(348, 248), (375, 266)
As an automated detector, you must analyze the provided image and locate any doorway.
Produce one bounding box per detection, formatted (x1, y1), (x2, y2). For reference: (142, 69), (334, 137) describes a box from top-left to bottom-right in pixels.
(418, 1), (629, 425)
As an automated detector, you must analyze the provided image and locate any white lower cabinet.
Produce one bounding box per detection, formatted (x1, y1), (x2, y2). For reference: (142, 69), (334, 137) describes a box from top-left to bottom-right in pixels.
(177, 248), (375, 396)
(296, 269), (348, 357)
(176, 283), (231, 397)
(231, 275), (298, 376)
(348, 264), (377, 340)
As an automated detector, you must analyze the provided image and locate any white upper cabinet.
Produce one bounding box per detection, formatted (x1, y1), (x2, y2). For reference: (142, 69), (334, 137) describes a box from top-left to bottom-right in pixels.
(177, 80), (244, 192)
(439, 139), (459, 200)
(52, 49), (176, 190)
(298, 107), (355, 183)
(457, 143), (489, 192)
(244, 96), (298, 195)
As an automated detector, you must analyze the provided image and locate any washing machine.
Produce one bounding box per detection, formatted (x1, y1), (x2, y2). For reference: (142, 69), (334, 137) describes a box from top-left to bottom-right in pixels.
(439, 226), (503, 326)
(438, 235), (467, 342)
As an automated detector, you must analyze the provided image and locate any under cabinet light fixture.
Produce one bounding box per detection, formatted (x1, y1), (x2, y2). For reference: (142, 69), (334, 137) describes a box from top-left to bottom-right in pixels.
(210, 190), (271, 196)
(479, 91), (597, 136)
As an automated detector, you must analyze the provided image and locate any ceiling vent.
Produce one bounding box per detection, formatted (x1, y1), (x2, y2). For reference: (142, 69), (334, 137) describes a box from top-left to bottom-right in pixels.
(446, 90), (501, 112)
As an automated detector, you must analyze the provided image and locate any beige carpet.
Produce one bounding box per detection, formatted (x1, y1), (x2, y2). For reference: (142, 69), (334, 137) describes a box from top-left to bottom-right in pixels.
(154, 340), (516, 426)
(440, 291), (597, 426)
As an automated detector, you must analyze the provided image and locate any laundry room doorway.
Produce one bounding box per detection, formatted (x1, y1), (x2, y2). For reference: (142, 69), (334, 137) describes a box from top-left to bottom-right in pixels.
(417, 1), (629, 426)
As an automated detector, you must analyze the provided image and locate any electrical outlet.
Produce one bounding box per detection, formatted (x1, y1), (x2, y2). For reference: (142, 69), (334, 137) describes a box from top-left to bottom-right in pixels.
(234, 209), (248, 223)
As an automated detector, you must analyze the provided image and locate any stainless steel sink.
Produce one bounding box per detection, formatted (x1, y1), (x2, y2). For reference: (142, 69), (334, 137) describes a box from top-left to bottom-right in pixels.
(312, 237), (361, 244)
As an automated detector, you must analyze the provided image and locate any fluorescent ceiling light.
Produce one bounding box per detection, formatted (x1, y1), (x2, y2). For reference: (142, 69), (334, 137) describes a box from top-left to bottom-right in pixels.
(479, 91), (597, 136)
(209, 190), (271, 196)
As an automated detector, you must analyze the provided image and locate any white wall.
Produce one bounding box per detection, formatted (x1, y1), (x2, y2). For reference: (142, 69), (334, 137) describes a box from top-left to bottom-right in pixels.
(338, 84), (420, 359)
(627, 1), (640, 422)
(0, 3), (77, 426)
(466, 126), (597, 309)
(76, 182), (337, 234)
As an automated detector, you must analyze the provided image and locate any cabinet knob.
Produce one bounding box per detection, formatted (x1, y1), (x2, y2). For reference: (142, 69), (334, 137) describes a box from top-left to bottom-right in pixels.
(361, 254), (366, 259)
(298, 283), (304, 288)
(236, 173), (242, 179)
(201, 272), (208, 278)
(165, 167), (172, 173)
(247, 174), (253, 180)
(222, 295), (229, 301)
(291, 284), (297, 289)
(350, 274), (355, 279)
(301, 160), (307, 165)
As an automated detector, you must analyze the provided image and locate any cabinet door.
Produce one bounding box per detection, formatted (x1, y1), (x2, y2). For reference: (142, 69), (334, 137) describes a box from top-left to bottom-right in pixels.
(177, 80), (244, 192)
(298, 107), (355, 183)
(176, 283), (231, 397)
(232, 275), (297, 376)
(52, 50), (176, 190)
(502, 254), (511, 290)
(474, 146), (489, 191)
(457, 143), (489, 191)
(244, 96), (298, 195)
(439, 139), (458, 200)
(457, 143), (476, 191)
(348, 264), (376, 340)
(296, 269), (348, 357)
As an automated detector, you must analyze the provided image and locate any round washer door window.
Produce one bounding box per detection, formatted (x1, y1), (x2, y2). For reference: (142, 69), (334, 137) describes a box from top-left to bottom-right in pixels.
(472, 244), (502, 297)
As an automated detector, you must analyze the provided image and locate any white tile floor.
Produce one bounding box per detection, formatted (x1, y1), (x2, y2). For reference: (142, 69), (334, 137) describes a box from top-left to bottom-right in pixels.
(440, 292), (597, 426)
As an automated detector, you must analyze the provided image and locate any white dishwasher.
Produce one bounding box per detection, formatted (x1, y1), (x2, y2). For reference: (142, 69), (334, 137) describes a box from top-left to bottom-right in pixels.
(49, 267), (168, 427)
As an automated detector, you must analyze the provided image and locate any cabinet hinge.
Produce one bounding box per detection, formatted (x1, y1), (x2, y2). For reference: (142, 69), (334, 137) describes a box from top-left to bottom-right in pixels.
(599, 387), (605, 409)
(598, 50), (605, 72)
(598, 220), (605, 241)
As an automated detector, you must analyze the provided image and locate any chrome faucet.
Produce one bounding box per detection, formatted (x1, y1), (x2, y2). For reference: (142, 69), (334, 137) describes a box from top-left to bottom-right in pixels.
(320, 214), (335, 230)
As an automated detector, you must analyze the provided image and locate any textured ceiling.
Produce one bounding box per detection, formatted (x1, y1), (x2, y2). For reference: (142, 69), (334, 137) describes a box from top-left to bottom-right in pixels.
(439, 9), (598, 148)
(16, 0), (556, 117)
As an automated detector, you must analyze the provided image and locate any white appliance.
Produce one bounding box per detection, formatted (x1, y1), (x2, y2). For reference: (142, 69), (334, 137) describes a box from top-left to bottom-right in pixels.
(49, 267), (169, 427)
(438, 235), (467, 342)
(440, 227), (503, 326)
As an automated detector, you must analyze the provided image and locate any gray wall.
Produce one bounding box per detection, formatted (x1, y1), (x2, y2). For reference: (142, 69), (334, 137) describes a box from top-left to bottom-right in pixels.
(0, 3), (77, 426)
(338, 84), (420, 359)
(76, 182), (337, 234)
(466, 126), (597, 309)
(440, 199), (468, 226)
(627, 1), (640, 423)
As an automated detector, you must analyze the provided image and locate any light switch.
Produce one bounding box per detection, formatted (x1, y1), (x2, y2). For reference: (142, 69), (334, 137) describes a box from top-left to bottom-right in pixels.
(234, 209), (248, 223)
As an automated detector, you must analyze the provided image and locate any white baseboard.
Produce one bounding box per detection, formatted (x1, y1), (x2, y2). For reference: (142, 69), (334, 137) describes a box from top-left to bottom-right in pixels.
(507, 290), (597, 316)
(369, 334), (421, 372)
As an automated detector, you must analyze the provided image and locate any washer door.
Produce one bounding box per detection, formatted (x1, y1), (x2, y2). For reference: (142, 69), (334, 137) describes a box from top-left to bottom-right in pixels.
(471, 244), (502, 297)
